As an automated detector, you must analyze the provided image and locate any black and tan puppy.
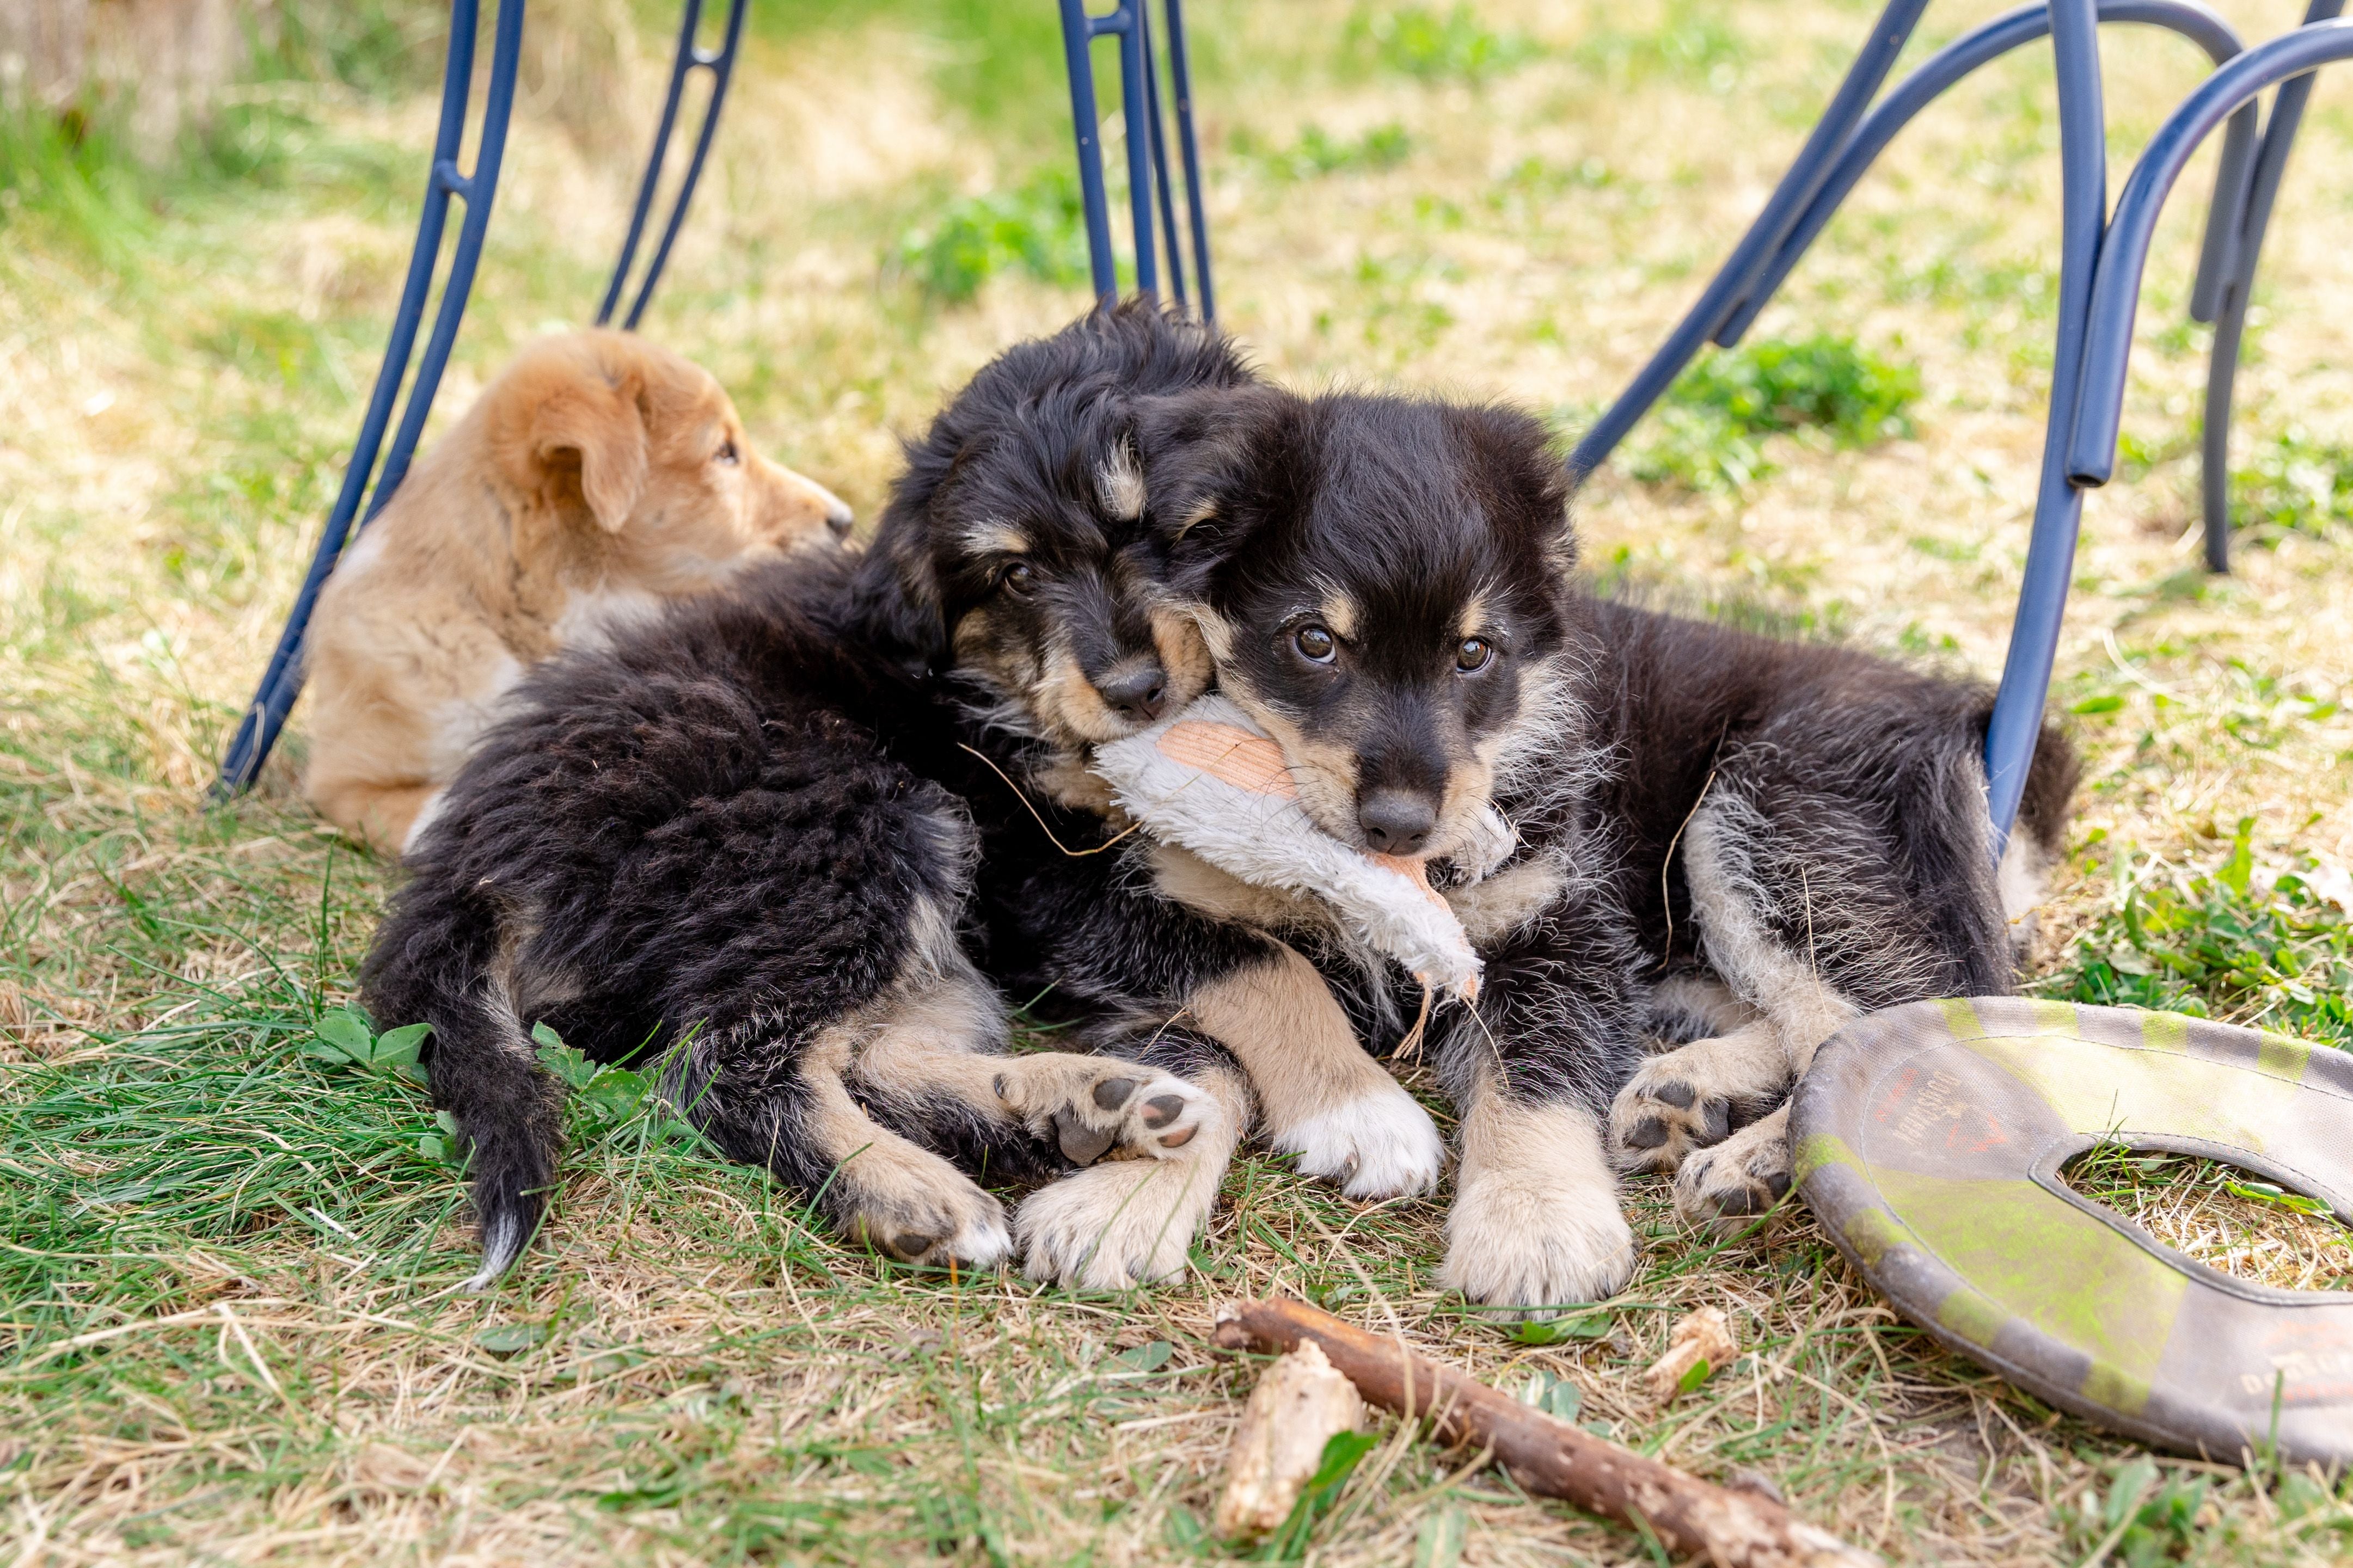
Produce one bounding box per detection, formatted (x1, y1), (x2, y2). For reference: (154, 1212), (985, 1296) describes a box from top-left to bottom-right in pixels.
(1096, 384), (2076, 1308)
(361, 302), (1251, 1289)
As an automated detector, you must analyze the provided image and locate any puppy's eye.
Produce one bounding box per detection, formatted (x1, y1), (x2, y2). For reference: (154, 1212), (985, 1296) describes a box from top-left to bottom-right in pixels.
(1001, 562), (1037, 597)
(1293, 624), (1337, 663)
(714, 439), (740, 466)
(1456, 636), (1494, 673)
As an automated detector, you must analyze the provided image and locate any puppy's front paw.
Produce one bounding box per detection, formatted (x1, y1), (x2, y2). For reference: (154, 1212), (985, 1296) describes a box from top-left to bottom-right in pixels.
(1438, 1178), (1636, 1314)
(1674, 1106), (1794, 1234)
(994, 1056), (1215, 1165)
(843, 1177), (1012, 1270)
(1276, 1085), (1445, 1199)
(1608, 1025), (1790, 1175)
(1015, 1157), (1222, 1290)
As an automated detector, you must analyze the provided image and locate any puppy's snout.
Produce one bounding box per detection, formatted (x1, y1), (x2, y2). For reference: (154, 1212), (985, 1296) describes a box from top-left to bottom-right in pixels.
(1094, 663), (1168, 725)
(1358, 789), (1438, 856)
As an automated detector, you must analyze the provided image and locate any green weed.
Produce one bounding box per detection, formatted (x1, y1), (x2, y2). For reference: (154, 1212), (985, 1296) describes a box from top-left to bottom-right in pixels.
(1349, 5), (1541, 83)
(2047, 819), (2353, 1046)
(1627, 334), (1922, 493)
(1243, 121), (1412, 181)
(1572, 0), (1745, 89)
(2231, 426), (2353, 541)
(889, 170), (1087, 305)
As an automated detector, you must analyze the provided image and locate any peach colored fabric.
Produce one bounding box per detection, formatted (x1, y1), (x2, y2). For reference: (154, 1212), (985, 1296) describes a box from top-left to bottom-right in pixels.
(1156, 721), (1298, 800)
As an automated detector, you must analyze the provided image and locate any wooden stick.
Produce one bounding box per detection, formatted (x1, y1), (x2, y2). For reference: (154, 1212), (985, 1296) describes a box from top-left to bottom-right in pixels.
(1212, 1299), (1876, 1568)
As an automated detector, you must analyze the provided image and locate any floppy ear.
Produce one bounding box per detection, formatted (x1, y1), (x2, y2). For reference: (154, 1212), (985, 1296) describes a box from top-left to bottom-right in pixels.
(1456, 402), (1579, 582)
(846, 476), (951, 679)
(1131, 383), (1296, 578)
(525, 378), (649, 533)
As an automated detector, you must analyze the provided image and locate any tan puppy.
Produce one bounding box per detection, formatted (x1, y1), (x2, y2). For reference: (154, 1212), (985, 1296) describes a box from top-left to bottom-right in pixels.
(303, 329), (851, 852)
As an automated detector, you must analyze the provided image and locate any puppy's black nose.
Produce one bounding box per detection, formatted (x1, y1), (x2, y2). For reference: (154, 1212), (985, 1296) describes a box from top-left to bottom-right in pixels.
(825, 502), (855, 539)
(1358, 790), (1437, 856)
(1095, 666), (1168, 724)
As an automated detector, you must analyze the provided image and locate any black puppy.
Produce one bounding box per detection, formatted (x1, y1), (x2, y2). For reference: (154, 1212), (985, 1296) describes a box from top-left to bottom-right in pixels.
(361, 302), (1249, 1289)
(1092, 384), (2079, 1308)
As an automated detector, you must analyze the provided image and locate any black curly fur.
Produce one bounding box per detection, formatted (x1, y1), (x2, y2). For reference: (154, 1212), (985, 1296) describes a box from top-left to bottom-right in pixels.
(360, 300), (1258, 1285)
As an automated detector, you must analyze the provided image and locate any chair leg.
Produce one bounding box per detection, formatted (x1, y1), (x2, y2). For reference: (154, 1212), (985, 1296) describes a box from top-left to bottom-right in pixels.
(1565, 0), (1933, 480)
(211, 0), (525, 801)
(1984, 0), (2107, 853)
(597, 0), (747, 331)
(1718, 2), (2257, 354)
(2196, 0), (2344, 573)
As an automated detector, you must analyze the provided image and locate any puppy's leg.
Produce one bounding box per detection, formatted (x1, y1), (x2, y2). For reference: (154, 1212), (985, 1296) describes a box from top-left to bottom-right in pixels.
(1627, 791), (1859, 1228)
(1437, 1062), (1635, 1315)
(1430, 896), (1647, 1314)
(1188, 944), (1444, 1200)
(681, 999), (1015, 1270)
(849, 969), (1223, 1165)
(1016, 1027), (1249, 1290)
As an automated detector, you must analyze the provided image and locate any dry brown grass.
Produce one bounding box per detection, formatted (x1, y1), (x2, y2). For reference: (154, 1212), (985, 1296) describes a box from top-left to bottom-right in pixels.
(6, 1), (2353, 1563)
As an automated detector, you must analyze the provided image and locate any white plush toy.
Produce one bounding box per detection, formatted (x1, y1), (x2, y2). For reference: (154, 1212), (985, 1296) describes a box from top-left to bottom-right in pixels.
(1090, 694), (1512, 1001)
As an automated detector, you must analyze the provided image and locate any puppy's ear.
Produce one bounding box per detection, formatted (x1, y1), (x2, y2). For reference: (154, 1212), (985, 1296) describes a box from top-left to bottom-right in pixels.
(846, 474), (950, 678)
(1131, 384), (1296, 572)
(521, 376), (649, 533)
(1455, 402), (1578, 580)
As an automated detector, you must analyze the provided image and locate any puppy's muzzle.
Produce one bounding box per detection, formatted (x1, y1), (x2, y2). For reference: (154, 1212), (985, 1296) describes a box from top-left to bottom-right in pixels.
(1357, 787), (1438, 856)
(1093, 660), (1169, 725)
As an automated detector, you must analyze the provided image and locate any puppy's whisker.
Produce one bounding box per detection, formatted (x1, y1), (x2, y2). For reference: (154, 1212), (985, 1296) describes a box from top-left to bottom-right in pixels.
(954, 743), (1145, 859)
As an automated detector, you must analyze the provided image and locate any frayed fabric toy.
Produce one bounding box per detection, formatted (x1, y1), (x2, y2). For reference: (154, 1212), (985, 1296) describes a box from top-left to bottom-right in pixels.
(1091, 694), (1510, 1001)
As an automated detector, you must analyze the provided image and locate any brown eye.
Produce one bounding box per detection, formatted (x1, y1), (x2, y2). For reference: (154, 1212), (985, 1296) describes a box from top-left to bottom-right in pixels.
(1294, 624), (1336, 663)
(1001, 562), (1037, 597)
(1456, 636), (1493, 673)
(714, 439), (740, 466)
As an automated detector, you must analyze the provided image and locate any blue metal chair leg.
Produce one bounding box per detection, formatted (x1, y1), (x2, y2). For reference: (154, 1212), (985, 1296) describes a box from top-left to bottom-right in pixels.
(2196, 0), (2346, 573)
(597, 0), (747, 330)
(1716, 2), (2254, 349)
(1983, 0), (2107, 853)
(212, 0), (525, 800)
(1565, 0), (1934, 479)
(1058, 0), (1215, 320)
(2071, 19), (2353, 491)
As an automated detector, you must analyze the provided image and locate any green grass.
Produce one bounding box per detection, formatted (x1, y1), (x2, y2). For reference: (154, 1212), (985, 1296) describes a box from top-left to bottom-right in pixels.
(8, 0), (2353, 1561)
(890, 171), (1089, 304)
(2044, 817), (2353, 1046)
(2232, 427), (2353, 543)
(1624, 333), (1923, 492)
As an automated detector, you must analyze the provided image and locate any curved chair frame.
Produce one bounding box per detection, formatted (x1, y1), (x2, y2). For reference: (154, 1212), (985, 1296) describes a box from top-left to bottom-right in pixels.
(1987, 12), (2353, 846)
(597, 0), (748, 331)
(1567, 0), (2260, 562)
(1059, 0), (1215, 320)
(214, 0), (745, 798)
(213, 0), (526, 797)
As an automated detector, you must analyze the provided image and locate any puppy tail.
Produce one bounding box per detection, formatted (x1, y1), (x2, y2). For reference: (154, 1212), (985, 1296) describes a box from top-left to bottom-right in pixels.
(360, 882), (565, 1293)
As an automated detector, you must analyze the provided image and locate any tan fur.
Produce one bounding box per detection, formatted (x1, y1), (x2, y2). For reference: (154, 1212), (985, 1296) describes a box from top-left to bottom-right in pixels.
(1151, 606), (1214, 710)
(1016, 1056), (1251, 1289)
(1186, 943), (1398, 1129)
(1444, 850), (1567, 946)
(849, 970), (1223, 1163)
(1149, 843), (1327, 933)
(1316, 592), (1358, 641)
(303, 329), (851, 852)
(1214, 662), (1500, 865)
(1439, 1067), (1637, 1311)
(797, 1004), (1010, 1265)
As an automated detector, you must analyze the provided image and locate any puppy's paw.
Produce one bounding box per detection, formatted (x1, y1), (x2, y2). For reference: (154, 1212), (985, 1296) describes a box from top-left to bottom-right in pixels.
(1673, 1106), (1794, 1234)
(1015, 1157), (1222, 1290)
(1438, 1181), (1636, 1315)
(1608, 1024), (1791, 1175)
(1276, 1085), (1445, 1199)
(843, 1178), (1012, 1270)
(993, 1055), (1215, 1165)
